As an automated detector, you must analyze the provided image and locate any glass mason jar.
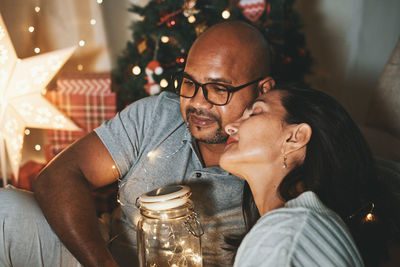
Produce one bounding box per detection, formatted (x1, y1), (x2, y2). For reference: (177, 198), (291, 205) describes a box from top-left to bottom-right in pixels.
(136, 185), (204, 267)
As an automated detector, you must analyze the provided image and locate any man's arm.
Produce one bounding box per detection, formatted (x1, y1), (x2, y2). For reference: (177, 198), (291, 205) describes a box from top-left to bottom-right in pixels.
(33, 131), (120, 267)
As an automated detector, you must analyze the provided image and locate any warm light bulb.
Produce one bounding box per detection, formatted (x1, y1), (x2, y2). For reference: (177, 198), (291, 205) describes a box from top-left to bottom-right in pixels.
(35, 6), (41, 13)
(90, 19), (97, 25)
(160, 78), (168, 88)
(34, 47), (40, 54)
(365, 213), (375, 222)
(160, 36), (169, 43)
(77, 64), (83, 71)
(35, 144), (41, 151)
(222, 9), (231, 19)
(78, 40), (85, 47)
(28, 26), (35, 33)
(97, 0), (103, 4)
(24, 129), (30, 135)
(132, 66), (141, 75)
(147, 150), (158, 159)
(188, 15), (196, 23)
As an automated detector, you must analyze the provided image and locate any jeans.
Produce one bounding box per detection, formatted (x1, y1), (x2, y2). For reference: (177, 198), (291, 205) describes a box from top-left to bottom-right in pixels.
(0, 186), (81, 267)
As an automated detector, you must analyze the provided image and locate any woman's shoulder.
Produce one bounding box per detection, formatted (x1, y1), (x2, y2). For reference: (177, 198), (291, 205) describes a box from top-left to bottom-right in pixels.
(234, 192), (364, 267)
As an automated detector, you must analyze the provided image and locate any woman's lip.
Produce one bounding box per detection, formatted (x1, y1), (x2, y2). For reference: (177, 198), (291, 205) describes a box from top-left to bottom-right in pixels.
(226, 137), (238, 146)
(189, 114), (216, 126)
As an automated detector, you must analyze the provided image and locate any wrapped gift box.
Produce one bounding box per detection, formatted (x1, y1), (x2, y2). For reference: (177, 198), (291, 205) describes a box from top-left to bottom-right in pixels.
(46, 73), (116, 160)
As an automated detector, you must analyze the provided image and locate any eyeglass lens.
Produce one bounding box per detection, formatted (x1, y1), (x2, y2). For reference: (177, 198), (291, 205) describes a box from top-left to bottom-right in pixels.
(174, 74), (230, 105)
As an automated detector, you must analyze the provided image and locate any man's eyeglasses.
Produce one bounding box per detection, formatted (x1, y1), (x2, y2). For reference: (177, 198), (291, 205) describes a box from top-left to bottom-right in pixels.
(172, 72), (262, 106)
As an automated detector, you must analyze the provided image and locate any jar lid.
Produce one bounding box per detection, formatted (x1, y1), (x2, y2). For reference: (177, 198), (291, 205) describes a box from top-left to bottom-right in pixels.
(138, 185), (191, 211)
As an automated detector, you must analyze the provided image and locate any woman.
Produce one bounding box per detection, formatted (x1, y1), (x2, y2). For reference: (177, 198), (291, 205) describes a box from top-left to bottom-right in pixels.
(220, 86), (397, 266)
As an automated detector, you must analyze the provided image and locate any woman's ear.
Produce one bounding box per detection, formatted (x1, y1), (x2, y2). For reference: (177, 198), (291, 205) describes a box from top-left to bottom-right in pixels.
(258, 77), (275, 95)
(283, 123), (312, 154)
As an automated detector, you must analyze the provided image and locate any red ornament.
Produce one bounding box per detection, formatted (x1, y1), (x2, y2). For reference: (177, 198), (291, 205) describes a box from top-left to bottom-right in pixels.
(167, 18), (177, 28)
(283, 57), (292, 64)
(299, 48), (306, 56)
(238, 0), (266, 22)
(176, 55), (186, 64)
(145, 60), (163, 95)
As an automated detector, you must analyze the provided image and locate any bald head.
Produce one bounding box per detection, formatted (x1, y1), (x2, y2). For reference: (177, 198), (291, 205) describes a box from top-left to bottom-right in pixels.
(188, 21), (271, 77)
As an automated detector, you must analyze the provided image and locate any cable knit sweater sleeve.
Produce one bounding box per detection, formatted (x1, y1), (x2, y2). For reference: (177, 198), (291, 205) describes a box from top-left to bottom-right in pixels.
(233, 191), (364, 267)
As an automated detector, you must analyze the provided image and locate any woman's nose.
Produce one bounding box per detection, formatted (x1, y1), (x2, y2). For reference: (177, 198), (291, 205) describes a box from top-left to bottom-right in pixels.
(225, 123), (238, 135)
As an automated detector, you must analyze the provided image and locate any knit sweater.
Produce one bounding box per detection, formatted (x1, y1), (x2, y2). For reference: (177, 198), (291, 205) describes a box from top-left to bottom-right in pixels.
(234, 191), (364, 267)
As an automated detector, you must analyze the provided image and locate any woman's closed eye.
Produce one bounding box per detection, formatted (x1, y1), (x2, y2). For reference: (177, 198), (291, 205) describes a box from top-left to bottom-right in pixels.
(248, 106), (263, 117)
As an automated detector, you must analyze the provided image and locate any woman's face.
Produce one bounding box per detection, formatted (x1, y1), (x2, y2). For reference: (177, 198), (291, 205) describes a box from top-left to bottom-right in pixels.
(220, 90), (289, 178)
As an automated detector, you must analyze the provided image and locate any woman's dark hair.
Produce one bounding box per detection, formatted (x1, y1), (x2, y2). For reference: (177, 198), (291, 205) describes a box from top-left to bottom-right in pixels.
(225, 85), (399, 266)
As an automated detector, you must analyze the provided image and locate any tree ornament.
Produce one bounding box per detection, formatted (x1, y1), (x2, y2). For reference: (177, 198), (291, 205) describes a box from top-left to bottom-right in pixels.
(238, 0), (266, 22)
(144, 60), (163, 95)
(195, 22), (207, 37)
(176, 54), (186, 65)
(137, 40), (147, 54)
(158, 10), (182, 26)
(283, 56), (292, 64)
(166, 17), (178, 28)
(183, 0), (200, 17)
(299, 48), (306, 56)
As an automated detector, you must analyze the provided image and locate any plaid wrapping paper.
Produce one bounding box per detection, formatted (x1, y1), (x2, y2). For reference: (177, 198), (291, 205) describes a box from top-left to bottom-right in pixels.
(46, 73), (116, 160)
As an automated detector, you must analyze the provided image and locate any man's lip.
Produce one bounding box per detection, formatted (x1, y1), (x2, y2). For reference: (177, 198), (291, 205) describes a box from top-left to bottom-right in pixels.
(226, 137), (238, 146)
(189, 114), (216, 126)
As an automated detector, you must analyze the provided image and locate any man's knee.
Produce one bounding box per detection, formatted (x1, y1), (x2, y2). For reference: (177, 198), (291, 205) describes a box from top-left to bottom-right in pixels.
(0, 186), (44, 219)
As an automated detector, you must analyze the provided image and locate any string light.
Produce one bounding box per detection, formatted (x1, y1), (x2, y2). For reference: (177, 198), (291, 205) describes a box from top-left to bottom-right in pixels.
(28, 26), (35, 33)
(160, 78), (168, 88)
(160, 36), (169, 43)
(365, 213), (375, 222)
(188, 15), (196, 23)
(34, 47), (40, 54)
(34, 144), (41, 151)
(77, 64), (84, 71)
(363, 203), (376, 223)
(24, 129), (30, 135)
(34, 6), (40, 13)
(78, 40), (85, 47)
(132, 65), (141, 75)
(222, 9), (231, 19)
(97, 0), (103, 4)
(90, 19), (97, 25)
(147, 150), (158, 160)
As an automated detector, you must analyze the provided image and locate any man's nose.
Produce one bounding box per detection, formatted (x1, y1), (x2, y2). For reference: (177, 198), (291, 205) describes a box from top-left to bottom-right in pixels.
(190, 86), (213, 108)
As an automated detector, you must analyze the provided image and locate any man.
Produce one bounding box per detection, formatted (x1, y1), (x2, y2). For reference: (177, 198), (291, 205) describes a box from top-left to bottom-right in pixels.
(0, 21), (274, 266)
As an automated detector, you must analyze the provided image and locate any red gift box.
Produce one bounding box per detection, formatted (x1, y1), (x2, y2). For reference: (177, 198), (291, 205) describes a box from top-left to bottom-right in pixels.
(46, 73), (116, 160)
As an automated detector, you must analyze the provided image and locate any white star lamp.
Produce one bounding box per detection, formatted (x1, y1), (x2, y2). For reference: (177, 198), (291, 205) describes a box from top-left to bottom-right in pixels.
(0, 14), (80, 186)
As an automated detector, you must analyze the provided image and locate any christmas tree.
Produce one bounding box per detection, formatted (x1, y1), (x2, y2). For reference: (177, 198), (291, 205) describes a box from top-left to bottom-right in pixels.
(113, 0), (312, 110)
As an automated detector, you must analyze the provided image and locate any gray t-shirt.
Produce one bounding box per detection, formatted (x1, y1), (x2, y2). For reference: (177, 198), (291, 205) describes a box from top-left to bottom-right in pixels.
(95, 91), (245, 266)
(234, 191), (364, 267)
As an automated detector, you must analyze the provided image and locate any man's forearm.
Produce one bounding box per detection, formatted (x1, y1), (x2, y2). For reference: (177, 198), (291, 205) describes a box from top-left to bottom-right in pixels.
(33, 162), (118, 267)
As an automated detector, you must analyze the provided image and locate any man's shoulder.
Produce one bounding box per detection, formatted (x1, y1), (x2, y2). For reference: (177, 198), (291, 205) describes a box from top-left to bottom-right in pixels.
(128, 91), (179, 107)
(122, 91), (181, 122)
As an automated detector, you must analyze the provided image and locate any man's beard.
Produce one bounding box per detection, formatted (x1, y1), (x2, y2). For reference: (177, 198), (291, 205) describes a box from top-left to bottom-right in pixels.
(186, 108), (228, 144)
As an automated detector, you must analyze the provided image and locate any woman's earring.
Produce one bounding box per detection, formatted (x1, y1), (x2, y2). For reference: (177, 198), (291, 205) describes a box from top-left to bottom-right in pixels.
(282, 155), (287, 169)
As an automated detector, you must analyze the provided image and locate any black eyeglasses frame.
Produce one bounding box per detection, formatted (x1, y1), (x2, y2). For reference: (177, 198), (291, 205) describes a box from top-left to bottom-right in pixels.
(172, 72), (262, 106)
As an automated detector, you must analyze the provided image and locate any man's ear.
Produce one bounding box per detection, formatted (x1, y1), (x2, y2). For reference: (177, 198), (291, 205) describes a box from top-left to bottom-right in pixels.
(283, 123), (312, 154)
(258, 77), (275, 95)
